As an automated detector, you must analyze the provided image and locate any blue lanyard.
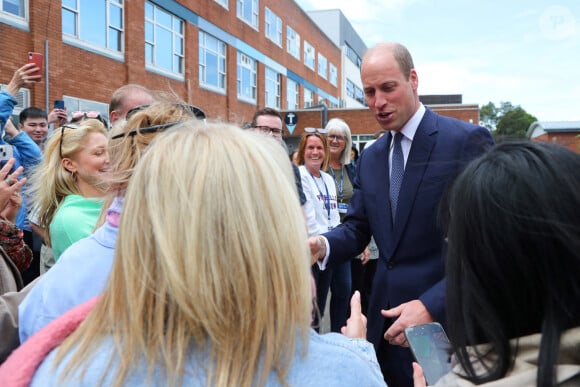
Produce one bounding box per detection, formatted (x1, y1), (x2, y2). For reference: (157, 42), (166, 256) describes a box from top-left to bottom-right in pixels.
(328, 166), (344, 201)
(309, 172), (331, 222)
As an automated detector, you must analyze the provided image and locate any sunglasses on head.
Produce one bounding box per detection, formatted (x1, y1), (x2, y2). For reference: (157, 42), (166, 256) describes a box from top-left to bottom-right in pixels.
(58, 124), (81, 158)
(70, 111), (108, 127)
(304, 127), (328, 134)
(125, 104), (207, 121)
(110, 121), (183, 140)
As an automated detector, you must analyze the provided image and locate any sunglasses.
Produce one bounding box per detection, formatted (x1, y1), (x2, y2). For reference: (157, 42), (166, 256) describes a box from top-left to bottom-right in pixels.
(110, 121), (183, 140)
(70, 111), (108, 126)
(304, 127), (328, 134)
(253, 125), (283, 136)
(58, 124), (81, 158)
(126, 104), (206, 121)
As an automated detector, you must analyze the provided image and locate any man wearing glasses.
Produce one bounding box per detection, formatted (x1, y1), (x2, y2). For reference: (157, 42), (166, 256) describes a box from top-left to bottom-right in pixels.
(250, 108), (305, 206)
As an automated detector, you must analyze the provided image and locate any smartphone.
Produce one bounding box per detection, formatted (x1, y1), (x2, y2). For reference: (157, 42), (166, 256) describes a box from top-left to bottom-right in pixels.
(0, 145), (14, 162)
(54, 100), (65, 110)
(27, 52), (43, 77)
(404, 323), (452, 385)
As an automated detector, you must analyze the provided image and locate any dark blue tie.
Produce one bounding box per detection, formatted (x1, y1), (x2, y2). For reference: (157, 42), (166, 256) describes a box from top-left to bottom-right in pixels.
(390, 132), (404, 221)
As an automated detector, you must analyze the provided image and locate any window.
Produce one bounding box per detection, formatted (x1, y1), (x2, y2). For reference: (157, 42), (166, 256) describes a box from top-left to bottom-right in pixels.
(237, 0), (258, 28)
(145, 2), (184, 76)
(265, 67), (281, 109)
(63, 96), (109, 124)
(345, 43), (361, 68)
(303, 40), (315, 70)
(214, 0), (228, 8)
(62, 0), (124, 53)
(286, 26), (300, 59)
(304, 87), (314, 108)
(317, 53), (327, 79)
(329, 63), (338, 86)
(237, 52), (257, 103)
(346, 78), (366, 105)
(264, 7), (282, 46)
(199, 31), (227, 92)
(1, 0), (25, 18)
(286, 78), (299, 110)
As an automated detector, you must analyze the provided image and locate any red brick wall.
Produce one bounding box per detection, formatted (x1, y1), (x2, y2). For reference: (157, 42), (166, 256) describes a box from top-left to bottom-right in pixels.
(533, 133), (580, 153)
(1, 0), (341, 124)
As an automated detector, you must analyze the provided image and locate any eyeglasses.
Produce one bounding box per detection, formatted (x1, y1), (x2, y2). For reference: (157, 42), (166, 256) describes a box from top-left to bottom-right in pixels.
(126, 104), (207, 121)
(328, 134), (345, 142)
(70, 111), (108, 126)
(253, 125), (283, 136)
(110, 121), (182, 140)
(58, 124), (80, 158)
(304, 127), (328, 134)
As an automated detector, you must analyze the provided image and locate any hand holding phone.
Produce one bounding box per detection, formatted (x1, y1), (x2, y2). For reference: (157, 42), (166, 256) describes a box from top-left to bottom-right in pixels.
(404, 323), (452, 385)
(27, 52), (43, 78)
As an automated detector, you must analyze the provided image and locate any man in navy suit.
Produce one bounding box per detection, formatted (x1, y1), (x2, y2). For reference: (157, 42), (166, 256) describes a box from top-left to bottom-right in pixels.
(310, 42), (494, 386)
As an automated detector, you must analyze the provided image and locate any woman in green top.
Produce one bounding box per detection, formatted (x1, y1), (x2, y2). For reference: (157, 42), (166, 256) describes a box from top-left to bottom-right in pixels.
(28, 119), (109, 261)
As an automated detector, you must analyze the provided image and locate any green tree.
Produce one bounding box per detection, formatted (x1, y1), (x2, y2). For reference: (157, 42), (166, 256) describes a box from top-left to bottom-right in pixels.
(496, 107), (537, 139)
(480, 102), (498, 130)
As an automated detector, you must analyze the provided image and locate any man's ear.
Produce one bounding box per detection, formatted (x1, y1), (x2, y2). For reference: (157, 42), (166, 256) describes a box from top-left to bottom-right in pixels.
(61, 158), (76, 173)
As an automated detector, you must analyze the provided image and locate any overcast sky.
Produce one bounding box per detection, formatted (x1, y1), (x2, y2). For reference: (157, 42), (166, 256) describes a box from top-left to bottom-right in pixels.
(295, 0), (579, 122)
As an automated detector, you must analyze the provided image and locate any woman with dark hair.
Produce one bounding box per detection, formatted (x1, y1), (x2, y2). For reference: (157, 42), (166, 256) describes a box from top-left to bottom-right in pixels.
(414, 141), (580, 386)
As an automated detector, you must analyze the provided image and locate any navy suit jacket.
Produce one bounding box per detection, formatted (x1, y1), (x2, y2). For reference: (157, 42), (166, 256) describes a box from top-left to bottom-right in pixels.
(324, 108), (494, 348)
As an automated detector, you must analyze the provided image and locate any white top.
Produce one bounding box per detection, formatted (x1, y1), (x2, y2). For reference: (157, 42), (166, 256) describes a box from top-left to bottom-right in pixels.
(299, 165), (340, 237)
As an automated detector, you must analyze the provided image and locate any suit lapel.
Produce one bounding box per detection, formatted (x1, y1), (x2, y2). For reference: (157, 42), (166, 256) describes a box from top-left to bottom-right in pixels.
(392, 110), (438, 246)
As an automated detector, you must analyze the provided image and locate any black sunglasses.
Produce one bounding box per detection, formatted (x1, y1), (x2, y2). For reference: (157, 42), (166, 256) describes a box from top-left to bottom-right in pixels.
(125, 104), (206, 121)
(110, 121), (182, 140)
(58, 124), (80, 158)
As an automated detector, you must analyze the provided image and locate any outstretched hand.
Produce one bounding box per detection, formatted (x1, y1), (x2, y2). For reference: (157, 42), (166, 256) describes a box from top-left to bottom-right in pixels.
(6, 63), (41, 97)
(341, 291), (367, 339)
(381, 299), (433, 347)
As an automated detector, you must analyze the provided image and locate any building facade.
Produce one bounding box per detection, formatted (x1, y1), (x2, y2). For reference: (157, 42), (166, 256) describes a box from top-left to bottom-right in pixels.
(1, 0), (342, 125)
(307, 9), (367, 109)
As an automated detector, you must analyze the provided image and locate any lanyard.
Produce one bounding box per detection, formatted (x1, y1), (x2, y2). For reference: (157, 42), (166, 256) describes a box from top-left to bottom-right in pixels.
(328, 165), (344, 202)
(309, 171), (331, 224)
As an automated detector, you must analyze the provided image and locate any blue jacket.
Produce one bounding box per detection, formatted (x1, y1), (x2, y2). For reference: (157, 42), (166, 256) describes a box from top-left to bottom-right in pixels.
(19, 198), (121, 342)
(31, 330), (385, 386)
(0, 91), (43, 230)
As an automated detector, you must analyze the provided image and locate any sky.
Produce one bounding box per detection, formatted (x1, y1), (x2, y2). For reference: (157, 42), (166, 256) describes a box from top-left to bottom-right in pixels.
(295, 0), (579, 122)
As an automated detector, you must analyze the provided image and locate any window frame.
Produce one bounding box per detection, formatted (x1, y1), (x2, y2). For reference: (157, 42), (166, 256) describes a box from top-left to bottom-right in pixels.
(329, 63), (338, 86)
(236, 0), (259, 29)
(61, 0), (124, 57)
(237, 52), (257, 104)
(264, 7), (282, 47)
(265, 67), (281, 109)
(198, 31), (227, 93)
(303, 40), (315, 70)
(286, 25), (300, 60)
(144, 1), (185, 78)
(286, 78), (299, 110)
(0, 0), (28, 29)
(317, 53), (327, 79)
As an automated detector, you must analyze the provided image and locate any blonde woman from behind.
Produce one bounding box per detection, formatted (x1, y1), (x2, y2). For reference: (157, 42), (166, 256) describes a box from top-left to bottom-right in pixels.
(4, 122), (384, 386)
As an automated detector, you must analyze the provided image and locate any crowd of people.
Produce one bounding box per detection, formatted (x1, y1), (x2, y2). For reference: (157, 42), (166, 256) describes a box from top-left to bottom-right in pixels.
(0, 41), (578, 387)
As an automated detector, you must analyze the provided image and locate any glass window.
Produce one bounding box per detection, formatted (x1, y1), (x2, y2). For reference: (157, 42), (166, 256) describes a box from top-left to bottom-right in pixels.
(346, 78), (366, 105)
(237, 52), (257, 103)
(145, 1), (184, 75)
(1, 0), (25, 18)
(199, 31), (227, 91)
(317, 53), (327, 79)
(236, 0), (258, 28)
(265, 67), (281, 109)
(303, 40), (315, 70)
(286, 26), (300, 59)
(329, 63), (338, 86)
(345, 43), (362, 68)
(61, 0), (124, 52)
(304, 87), (314, 108)
(264, 7), (282, 46)
(286, 78), (299, 110)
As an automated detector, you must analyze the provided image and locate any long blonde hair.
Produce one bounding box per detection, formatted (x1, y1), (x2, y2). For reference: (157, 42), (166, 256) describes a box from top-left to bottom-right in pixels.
(94, 102), (198, 227)
(27, 119), (108, 242)
(55, 122), (312, 386)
